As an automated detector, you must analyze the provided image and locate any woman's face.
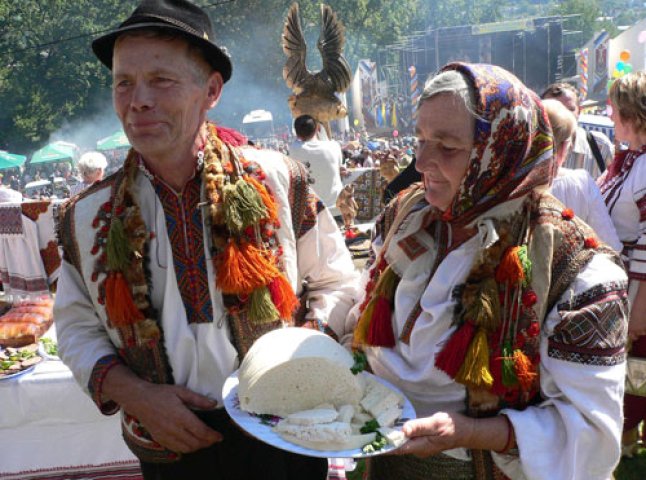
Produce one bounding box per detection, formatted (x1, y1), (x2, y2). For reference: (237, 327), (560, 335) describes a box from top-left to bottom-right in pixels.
(415, 93), (474, 211)
(610, 103), (638, 148)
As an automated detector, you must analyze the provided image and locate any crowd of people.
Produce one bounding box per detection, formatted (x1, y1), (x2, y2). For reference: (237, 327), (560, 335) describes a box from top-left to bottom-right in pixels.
(1, 0), (644, 479)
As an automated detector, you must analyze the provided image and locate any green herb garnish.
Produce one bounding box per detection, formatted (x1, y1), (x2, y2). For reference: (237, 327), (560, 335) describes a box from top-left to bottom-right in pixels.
(362, 432), (388, 453)
(351, 350), (367, 375)
(360, 418), (380, 434)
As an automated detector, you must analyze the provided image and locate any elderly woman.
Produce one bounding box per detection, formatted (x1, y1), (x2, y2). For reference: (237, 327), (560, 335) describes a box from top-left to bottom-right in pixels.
(70, 151), (107, 196)
(599, 71), (646, 456)
(543, 99), (622, 251)
(345, 63), (628, 479)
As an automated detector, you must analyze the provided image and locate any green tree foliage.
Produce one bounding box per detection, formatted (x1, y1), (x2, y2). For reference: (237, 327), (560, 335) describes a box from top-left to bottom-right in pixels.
(0, 0), (136, 151)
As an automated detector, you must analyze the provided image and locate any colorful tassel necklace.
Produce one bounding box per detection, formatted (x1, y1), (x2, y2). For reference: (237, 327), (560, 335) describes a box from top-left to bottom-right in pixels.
(89, 123), (299, 347)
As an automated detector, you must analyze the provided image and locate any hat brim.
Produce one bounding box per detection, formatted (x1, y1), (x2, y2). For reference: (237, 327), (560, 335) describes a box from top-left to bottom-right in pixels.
(92, 22), (232, 83)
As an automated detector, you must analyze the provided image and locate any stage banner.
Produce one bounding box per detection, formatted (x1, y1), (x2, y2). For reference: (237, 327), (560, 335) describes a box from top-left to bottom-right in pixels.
(592, 31), (609, 96)
(358, 59), (378, 129)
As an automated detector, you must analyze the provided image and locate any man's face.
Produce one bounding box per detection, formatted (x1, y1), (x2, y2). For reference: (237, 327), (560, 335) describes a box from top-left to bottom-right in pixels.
(552, 90), (579, 118)
(112, 35), (222, 161)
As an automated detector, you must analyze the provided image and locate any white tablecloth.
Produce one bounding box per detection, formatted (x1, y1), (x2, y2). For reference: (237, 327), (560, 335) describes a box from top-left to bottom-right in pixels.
(0, 357), (137, 477)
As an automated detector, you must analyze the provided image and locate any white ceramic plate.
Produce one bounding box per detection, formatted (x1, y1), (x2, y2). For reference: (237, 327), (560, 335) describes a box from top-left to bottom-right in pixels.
(222, 370), (415, 458)
(0, 362), (38, 381)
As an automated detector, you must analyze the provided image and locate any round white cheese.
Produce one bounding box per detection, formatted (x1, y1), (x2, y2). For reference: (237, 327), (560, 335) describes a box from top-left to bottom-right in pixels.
(237, 327), (363, 416)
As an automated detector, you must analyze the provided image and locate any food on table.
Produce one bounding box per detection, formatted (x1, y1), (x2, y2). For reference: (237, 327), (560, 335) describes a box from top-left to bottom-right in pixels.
(0, 343), (42, 378)
(40, 337), (58, 357)
(237, 327), (408, 452)
(0, 296), (54, 347)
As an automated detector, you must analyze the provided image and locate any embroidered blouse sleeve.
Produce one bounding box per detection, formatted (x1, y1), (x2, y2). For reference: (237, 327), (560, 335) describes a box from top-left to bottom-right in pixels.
(581, 171), (623, 252)
(497, 253), (628, 480)
(54, 258), (123, 413)
(630, 168), (646, 281)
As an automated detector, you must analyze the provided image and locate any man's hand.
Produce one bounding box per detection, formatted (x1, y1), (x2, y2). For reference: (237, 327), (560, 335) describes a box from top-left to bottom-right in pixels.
(395, 412), (475, 458)
(104, 365), (222, 453)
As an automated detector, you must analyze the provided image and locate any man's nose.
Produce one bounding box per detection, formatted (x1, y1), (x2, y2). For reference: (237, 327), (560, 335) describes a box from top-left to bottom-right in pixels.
(130, 83), (153, 111)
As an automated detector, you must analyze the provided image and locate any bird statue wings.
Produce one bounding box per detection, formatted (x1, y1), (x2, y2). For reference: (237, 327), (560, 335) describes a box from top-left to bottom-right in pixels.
(282, 2), (352, 133)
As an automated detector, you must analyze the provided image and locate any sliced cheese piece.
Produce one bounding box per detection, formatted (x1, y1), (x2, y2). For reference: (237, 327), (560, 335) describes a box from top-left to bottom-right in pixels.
(376, 405), (403, 428)
(274, 420), (352, 443)
(285, 408), (338, 425)
(278, 431), (377, 451)
(378, 427), (407, 448)
(337, 405), (355, 424)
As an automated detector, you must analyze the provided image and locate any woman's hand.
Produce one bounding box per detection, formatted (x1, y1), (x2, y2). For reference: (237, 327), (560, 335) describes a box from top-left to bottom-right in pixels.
(395, 411), (475, 457)
(395, 411), (513, 458)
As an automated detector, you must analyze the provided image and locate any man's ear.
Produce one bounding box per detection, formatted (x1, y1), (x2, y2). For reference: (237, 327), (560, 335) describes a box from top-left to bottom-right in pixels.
(205, 71), (224, 110)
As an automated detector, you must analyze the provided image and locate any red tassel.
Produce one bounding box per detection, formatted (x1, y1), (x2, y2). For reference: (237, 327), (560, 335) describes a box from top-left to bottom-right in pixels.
(268, 274), (299, 320)
(435, 322), (476, 378)
(104, 272), (145, 327)
(366, 297), (395, 347)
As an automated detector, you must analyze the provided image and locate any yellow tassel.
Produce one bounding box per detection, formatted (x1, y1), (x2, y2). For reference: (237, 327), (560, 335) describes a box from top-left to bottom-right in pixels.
(353, 298), (376, 348)
(513, 349), (537, 392)
(466, 277), (501, 331)
(455, 328), (494, 389)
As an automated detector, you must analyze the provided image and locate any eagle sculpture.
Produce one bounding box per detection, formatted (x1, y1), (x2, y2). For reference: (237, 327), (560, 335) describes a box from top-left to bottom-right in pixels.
(282, 3), (352, 136)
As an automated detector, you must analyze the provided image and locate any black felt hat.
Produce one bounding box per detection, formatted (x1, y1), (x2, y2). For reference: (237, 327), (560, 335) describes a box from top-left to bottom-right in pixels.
(92, 0), (232, 82)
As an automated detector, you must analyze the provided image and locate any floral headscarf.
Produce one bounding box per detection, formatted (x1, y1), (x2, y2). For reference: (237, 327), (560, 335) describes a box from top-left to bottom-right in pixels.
(437, 63), (555, 226)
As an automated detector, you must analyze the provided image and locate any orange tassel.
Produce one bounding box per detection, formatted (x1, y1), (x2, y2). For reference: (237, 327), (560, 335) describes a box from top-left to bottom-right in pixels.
(246, 175), (278, 224)
(495, 246), (525, 285)
(104, 272), (145, 327)
(268, 274), (299, 320)
(216, 241), (280, 294)
(435, 322), (476, 378)
(366, 296), (395, 347)
(513, 349), (537, 392)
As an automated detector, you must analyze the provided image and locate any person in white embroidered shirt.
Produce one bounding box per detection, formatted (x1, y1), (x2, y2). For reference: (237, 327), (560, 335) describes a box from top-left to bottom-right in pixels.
(289, 114), (344, 221)
(343, 63), (628, 480)
(598, 71), (646, 457)
(541, 82), (614, 179)
(543, 98), (623, 252)
(69, 151), (107, 197)
(53, 1), (358, 479)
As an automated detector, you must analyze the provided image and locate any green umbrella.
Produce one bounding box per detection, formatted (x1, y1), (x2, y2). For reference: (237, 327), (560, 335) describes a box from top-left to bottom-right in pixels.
(31, 141), (78, 165)
(96, 130), (130, 151)
(0, 151), (26, 170)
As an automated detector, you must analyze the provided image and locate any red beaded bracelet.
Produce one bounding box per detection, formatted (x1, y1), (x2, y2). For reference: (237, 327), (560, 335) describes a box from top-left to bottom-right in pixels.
(494, 414), (516, 454)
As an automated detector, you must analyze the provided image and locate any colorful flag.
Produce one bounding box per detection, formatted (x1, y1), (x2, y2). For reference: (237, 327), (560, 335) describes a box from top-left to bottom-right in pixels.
(579, 48), (588, 101)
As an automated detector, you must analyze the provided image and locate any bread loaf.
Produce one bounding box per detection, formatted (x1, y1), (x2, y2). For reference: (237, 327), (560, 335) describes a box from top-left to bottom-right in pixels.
(238, 327), (363, 416)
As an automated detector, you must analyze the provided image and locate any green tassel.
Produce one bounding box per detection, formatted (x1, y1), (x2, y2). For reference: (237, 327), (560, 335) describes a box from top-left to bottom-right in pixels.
(248, 286), (279, 324)
(517, 245), (532, 287)
(235, 178), (267, 227)
(466, 277), (501, 331)
(374, 266), (399, 298)
(501, 340), (518, 387)
(106, 218), (131, 271)
(222, 183), (244, 232)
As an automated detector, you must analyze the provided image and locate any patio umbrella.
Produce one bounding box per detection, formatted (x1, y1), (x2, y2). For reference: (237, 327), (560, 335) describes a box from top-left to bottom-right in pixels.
(30, 141), (78, 165)
(0, 151), (26, 170)
(96, 130), (130, 151)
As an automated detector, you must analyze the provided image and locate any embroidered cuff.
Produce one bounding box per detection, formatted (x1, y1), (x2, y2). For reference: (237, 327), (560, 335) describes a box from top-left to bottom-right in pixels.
(88, 354), (123, 415)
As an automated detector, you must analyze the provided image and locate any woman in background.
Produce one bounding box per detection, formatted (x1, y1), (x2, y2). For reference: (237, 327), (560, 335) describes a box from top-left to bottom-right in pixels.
(599, 71), (646, 456)
(543, 99), (622, 251)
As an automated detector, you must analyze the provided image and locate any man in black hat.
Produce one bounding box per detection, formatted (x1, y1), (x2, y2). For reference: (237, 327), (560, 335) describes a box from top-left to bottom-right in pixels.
(54, 1), (358, 478)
